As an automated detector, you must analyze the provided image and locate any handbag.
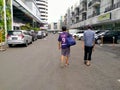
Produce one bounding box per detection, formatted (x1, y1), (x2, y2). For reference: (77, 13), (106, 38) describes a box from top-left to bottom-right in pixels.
(67, 35), (76, 46)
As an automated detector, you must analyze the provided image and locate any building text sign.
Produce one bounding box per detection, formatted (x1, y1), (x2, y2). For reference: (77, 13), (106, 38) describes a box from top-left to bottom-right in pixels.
(98, 13), (111, 21)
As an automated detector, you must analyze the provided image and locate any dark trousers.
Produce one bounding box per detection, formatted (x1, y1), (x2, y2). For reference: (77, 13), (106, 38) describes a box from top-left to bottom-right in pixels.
(84, 46), (93, 61)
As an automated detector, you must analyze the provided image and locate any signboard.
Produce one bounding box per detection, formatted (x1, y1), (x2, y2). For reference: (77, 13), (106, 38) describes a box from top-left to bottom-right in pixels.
(98, 13), (111, 21)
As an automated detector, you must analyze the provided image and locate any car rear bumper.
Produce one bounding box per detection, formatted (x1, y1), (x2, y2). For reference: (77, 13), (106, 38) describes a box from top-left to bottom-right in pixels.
(37, 35), (43, 39)
(7, 40), (25, 45)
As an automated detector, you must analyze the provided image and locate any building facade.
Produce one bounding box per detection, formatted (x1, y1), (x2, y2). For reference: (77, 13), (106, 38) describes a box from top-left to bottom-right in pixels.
(65, 0), (120, 30)
(13, 0), (42, 29)
(35, 0), (48, 29)
(0, 0), (43, 43)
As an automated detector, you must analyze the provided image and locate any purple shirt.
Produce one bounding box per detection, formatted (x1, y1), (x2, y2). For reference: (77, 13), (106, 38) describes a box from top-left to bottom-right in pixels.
(58, 32), (69, 49)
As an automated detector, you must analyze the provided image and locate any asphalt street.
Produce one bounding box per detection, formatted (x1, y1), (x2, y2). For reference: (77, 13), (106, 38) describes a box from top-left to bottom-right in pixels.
(0, 34), (120, 90)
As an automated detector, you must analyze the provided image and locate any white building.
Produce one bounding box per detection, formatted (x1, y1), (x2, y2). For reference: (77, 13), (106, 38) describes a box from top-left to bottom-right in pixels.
(65, 0), (120, 30)
(0, 0), (44, 43)
(35, 0), (48, 29)
(13, 0), (42, 29)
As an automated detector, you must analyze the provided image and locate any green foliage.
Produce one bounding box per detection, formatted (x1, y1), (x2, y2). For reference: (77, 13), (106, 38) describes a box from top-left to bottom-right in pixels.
(0, 0), (11, 42)
(20, 23), (40, 31)
(0, 1), (4, 29)
(6, 0), (12, 30)
(0, 0), (5, 42)
(20, 23), (31, 30)
(21, 26), (29, 30)
(0, 30), (5, 42)
(32, 27), (40, 31)
(0, 0), (3, 6)
(6, 7), (12, 30)
(2, 31), (5, 42)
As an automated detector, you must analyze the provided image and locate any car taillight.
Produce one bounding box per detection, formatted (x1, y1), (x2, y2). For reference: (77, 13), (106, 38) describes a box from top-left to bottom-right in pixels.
(19, 34), (24, 39)
(7, 35), (10, 39)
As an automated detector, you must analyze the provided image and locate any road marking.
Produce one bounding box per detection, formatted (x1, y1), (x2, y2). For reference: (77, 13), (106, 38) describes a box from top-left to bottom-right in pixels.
(117, 79), (120, 82)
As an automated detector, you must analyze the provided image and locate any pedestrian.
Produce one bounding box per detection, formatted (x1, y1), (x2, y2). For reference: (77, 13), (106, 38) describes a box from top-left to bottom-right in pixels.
(82, 25), (95, 66)
(58, 26), (70, 67)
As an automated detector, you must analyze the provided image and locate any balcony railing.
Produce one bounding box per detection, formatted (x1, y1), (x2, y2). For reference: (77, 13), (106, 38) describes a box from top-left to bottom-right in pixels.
(104, 1), (120, 13)
(81, 0), (87, 4)
(92, 0), (100, 7)
(79, 8), (87, 14)
(88, 0), (100, 7)
(88, 12), (100, 19)
(75, 14), (79, 18)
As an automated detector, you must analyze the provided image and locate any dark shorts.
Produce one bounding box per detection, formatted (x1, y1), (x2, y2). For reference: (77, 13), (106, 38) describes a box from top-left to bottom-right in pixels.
(61, 48), (70, 56)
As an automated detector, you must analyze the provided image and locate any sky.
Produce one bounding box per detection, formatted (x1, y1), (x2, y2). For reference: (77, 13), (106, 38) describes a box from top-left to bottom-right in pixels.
(48, 0), (79, 23)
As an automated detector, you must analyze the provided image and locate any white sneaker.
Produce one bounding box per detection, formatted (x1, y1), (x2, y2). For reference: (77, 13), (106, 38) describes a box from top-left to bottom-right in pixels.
(65, 63), (69, 67)
(60, 62), (64, 68)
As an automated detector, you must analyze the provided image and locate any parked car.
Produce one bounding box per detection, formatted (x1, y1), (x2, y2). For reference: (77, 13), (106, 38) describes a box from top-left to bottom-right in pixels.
(72, 31), (84, 40)
(68, 29), (79, 36)
(7, 30), (32, 47)
(28, 30), (37, 41)
(37, 31), (44, 39)
(95, 30), (109, 39)
(42, 31), (48, 37)
(95, 30), (120, 44)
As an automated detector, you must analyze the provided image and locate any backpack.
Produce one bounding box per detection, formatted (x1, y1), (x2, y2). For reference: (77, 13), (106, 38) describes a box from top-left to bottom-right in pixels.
(66, 34), (76, 46)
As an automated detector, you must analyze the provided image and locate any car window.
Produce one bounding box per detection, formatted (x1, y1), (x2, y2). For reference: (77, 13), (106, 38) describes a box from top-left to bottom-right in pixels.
(105, 31), (117, 36)
(23, 32), (29, 35)
(95, 30), (101, 34)
(8, 31), (22, 35)
(38, 31), (42, 34)
(13, 32), (22, 35)
(77, 31), (84, 33)
(117, 31), (120, 35)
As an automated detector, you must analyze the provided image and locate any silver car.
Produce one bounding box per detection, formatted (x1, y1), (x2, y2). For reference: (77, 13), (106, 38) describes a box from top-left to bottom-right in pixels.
(37, 31), (44, 39)
(7, 30), (32, 47)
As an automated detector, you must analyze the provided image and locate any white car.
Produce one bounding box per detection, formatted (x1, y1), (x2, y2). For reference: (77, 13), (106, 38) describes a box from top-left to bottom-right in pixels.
(72, 31), (84, 40)
(68, 29), (79, 36)
(7, 30), (32, 47)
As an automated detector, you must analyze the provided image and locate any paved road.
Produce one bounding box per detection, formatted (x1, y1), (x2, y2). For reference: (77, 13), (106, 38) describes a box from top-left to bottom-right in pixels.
(0, 34), (120, 90)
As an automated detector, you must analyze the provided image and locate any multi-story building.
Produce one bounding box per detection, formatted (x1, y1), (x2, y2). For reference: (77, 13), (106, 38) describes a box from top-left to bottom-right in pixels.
(66, 2), (80, 29)
(48, 20), (61, 33)
(0, 0), (43, 43)
(65, 0), (120, 30)
(35, 0), (48, 29)
(13, 0), (42, 30)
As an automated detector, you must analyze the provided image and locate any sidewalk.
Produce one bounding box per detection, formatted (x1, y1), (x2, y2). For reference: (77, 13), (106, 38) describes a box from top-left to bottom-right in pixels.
(0, 42), (7, 51)
(97, 44), (120, 56)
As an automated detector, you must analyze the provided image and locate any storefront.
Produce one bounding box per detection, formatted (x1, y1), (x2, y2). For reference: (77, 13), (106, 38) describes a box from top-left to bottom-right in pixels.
(114, 22), (120, 30)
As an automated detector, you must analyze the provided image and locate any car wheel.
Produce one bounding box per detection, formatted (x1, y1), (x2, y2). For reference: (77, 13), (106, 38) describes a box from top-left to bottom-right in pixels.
(117, 39), (120, 44)
(8, 44), (12, 47)
(33, 37), (36, 41)
(25, 41), (28, 47)
(80, 36), (83, 40)
(97, 39), (102, 44)
(30, 41), (32, 44)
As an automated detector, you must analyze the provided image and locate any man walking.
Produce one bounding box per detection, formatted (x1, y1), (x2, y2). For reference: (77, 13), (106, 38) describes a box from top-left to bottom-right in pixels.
(82, 25), (95, 66)
(58, 26), (70, 67)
